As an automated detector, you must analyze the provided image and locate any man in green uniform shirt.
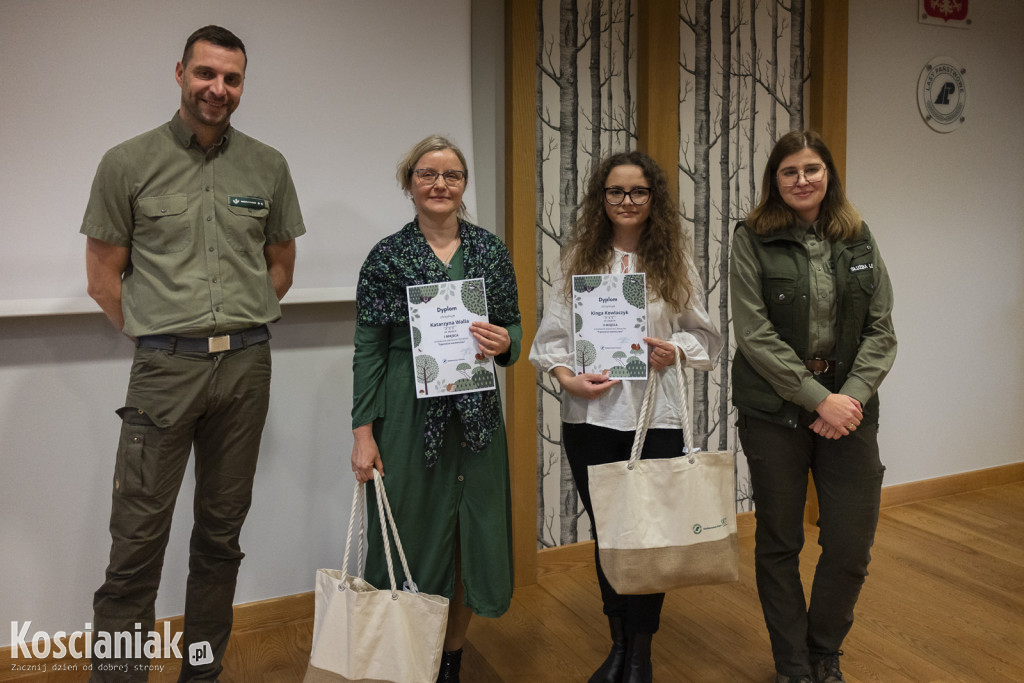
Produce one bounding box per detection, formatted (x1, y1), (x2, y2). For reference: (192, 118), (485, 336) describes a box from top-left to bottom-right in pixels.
(80, 25), (305, 681)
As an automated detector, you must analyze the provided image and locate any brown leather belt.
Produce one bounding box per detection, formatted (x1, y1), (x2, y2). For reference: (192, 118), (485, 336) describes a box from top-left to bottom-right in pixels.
(805, 359), (835, 375)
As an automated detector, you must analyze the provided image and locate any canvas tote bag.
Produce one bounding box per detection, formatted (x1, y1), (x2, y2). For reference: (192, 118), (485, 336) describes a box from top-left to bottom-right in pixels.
(588, 357), (739, 595)
(304, 471), (449, 683)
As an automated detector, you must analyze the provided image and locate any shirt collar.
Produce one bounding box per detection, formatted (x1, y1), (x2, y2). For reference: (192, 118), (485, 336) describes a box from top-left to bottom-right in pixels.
(169, 111), (232, 150)
(611, 247), (635, 274)
(785, 216), (820, 241)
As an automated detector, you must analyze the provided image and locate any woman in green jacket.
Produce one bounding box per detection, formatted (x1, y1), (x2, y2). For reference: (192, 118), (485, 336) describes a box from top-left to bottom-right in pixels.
(731, 131), (897, 683)
(351, 135), (522, 683)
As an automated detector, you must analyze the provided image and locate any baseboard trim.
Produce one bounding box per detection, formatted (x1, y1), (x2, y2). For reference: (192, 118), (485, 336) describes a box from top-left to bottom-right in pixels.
(879, 460), (1024, 509)
(5, 462), (1021, 678)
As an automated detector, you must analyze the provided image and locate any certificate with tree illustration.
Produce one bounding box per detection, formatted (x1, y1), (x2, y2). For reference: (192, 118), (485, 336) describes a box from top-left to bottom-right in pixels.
(406, 278), (496, 398)
(571, 273), (648, 380)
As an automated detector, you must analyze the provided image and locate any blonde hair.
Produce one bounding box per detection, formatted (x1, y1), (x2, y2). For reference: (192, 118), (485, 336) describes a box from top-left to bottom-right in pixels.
(396, 135), (470, 220)
(746, 130), (862, 241)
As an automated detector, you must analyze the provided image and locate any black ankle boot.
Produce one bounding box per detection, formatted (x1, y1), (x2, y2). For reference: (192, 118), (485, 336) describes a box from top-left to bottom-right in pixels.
(621, 631), (652, 683)
(589, 615), (626, 683)
(436, 647), (463, 683)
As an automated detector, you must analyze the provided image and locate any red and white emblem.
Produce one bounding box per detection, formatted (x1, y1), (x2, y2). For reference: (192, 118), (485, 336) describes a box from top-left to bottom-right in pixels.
(919, 0), (971, 27)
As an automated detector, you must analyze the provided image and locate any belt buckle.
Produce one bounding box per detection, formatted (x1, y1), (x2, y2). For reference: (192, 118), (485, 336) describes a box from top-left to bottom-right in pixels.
(812, 358), (831, 375)
(208, 335), (231, 353)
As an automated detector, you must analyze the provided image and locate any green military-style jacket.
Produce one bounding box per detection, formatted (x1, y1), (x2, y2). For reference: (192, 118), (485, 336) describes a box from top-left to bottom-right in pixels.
(730, 220), (897, 428)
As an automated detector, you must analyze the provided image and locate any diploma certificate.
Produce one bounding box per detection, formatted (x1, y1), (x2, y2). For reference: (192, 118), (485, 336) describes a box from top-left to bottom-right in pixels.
(571, 273), (648, 380)
(406, 278), (496, 398)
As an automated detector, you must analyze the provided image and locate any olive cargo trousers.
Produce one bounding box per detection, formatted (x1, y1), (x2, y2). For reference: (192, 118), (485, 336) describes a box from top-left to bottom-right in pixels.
(91, 342), (271, 682)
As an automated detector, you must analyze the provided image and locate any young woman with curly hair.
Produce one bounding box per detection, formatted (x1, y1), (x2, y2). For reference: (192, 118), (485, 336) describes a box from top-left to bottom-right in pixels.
(562, 151), (695, 311)
(531, 151), (722, 683)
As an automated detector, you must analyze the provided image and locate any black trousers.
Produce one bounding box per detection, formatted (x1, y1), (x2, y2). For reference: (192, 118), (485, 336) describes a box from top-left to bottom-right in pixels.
(562, 422), (684, 634)
(738, 410), (884, 677)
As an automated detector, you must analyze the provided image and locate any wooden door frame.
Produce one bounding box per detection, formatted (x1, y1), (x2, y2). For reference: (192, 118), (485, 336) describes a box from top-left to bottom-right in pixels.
(503, 0), (848, 586)
(503, 0), (540, 587)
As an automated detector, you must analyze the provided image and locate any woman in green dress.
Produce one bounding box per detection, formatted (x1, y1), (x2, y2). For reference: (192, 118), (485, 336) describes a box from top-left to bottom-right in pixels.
(350, 135), (522, 683)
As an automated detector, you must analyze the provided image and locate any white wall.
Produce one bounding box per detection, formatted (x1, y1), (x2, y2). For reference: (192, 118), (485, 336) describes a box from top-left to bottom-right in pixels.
(0, 304), (356, 643)
(471, 0), (506, 237)
(0, 0), (499, 648)
(846, 1), (1024, 485)
(0, 0), (476, 304)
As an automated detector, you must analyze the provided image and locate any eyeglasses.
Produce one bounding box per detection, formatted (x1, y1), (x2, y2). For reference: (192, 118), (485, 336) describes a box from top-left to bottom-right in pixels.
(777, 164), (826, 187)
(604, 187), (652, 206)
(413, 168), (467, 186)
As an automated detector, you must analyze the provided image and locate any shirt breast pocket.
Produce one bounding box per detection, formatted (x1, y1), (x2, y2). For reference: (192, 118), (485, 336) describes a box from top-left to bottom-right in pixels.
(224, 202), (270, 252)
(845, 244), (876, 304)
(135, 194), (191, 254)
(765, 276), (798, 337)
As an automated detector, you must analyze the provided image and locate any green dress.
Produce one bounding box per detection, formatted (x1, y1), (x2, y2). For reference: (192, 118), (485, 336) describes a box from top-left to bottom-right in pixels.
(352, 221), (522, 617)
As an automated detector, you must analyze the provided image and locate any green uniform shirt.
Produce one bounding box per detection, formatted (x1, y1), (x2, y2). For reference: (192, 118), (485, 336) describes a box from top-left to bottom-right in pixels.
(81, 113), (306, 337)
(731, 221), (896, 420)
(802, 221), (838, 359)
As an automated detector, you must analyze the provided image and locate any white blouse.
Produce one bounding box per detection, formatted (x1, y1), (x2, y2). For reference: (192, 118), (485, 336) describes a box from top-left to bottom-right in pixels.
(529, 248), (723, 432)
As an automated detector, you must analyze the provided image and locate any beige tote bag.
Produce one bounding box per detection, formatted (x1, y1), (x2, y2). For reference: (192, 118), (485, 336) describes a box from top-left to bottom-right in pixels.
(588, 357), (739, 595)
(304, 471), (449, 683)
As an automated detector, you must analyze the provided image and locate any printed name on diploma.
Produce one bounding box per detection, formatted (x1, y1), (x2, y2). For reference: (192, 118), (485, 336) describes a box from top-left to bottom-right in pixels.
(406, 278), (496, 398)
(571, 273), (649, 380)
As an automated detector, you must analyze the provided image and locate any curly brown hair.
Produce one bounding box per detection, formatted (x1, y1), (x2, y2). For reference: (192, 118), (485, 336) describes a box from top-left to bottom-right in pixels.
(561, 151), (694, 311)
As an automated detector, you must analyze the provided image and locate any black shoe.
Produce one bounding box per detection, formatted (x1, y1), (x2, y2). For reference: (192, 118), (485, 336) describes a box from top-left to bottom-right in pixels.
(621, 631), (652, 683)
(588, 616), (626, 683)
(811, 653), (846, 683)
(776, 675), (813, 683)
(436, 648), (463, 683)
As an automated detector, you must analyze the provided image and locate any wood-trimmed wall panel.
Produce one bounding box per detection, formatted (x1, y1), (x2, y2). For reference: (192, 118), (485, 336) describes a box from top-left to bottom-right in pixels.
(810, 0), (849, 183)
(504, 0), (539, 588)
(637, 1), (681, 194)
(504, 0), (851, 580)
(806, 0), (849, 522)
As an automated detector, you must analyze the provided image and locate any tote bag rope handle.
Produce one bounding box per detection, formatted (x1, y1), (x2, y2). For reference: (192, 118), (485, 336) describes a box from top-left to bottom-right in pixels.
(340, 472), (421, 600)
(341, 475), (367, 581)
(373, 470), (420, 596)
(627, 354), (695, 468)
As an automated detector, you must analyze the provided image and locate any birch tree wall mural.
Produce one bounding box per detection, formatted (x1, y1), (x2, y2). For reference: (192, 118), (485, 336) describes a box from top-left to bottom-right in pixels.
(536, 0), (808, 548)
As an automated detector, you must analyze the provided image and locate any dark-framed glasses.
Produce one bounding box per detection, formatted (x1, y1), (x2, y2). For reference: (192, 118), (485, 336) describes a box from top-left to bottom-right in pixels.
(413, 168), (467, 186)
(777, 164), (826, 187)
(604, 186), (652, 206)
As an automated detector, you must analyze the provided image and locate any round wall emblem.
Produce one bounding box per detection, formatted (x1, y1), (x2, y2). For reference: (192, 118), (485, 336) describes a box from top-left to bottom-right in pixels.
(918, 56), (968, 133)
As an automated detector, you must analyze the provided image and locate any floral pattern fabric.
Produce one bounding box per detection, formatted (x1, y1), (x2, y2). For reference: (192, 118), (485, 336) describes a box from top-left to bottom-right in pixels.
(356, 218), (521, 466)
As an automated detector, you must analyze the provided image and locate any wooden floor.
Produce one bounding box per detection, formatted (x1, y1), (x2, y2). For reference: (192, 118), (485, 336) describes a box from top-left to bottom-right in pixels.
(7, 482), (1024, 682)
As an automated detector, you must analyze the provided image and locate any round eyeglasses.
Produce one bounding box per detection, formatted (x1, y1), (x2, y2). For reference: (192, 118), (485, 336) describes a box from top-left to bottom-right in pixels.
(777, 164), (826, 187)
(604, 187), (652, 206)
(413, 168), (467, 186)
